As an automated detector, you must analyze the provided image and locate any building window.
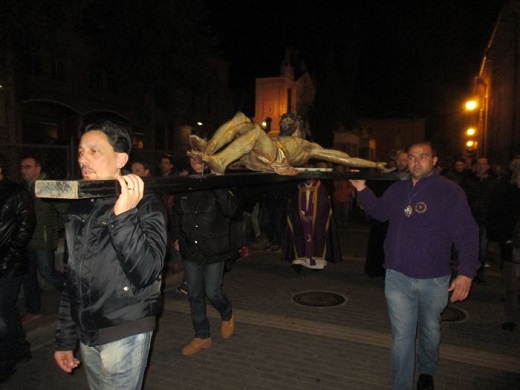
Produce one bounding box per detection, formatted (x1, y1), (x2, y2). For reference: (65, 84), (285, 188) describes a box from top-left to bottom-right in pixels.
(89, 70), (102, 91)
(22, 120), (57, 144)
(26, 54), (43, 76)
(132, 132), (144, 150)
(107, 71), (118, 93)
(51, 57), (66, 81)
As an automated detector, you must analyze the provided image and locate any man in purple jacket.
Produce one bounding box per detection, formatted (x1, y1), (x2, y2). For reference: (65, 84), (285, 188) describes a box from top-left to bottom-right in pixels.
(350, 142), (479, 390)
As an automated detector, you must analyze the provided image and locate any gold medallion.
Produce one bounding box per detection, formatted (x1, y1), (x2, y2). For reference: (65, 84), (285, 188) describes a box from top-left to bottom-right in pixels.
(404, 205), (413, 217)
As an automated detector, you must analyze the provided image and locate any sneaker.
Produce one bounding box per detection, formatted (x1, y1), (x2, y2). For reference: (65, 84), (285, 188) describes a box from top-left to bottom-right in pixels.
(221, 312), (235, 339)
(181, 338), (212, 356)
(175, 281), (188, 295)
(20, 313), (42, 325)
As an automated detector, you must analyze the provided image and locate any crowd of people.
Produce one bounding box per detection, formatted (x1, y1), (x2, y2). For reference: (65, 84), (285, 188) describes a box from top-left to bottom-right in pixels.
(1, 113), (519, 389)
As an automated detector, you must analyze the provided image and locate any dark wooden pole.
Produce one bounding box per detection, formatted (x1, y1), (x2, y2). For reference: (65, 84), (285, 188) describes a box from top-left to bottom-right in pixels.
(35, 170), (409, 200)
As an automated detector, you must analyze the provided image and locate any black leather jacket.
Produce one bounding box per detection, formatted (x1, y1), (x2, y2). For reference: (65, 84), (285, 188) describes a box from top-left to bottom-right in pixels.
(56, 193), (167, 349)
(0, 178), (36, 278)
(172, 188), (238, 264)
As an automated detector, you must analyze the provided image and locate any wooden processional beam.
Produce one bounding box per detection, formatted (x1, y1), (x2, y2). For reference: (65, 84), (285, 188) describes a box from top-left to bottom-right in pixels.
(34, 170), (409, 200)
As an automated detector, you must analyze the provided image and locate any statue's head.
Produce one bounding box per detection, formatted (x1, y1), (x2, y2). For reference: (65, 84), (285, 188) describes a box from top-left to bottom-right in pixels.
(279, 113), (304, 137)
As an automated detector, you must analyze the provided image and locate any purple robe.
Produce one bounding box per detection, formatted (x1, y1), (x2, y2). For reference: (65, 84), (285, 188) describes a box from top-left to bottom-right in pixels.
(283, 180), (342, 269)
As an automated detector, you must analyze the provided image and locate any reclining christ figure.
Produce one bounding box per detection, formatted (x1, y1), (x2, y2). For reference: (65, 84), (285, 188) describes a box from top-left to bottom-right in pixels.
(188, 112), (392, 176)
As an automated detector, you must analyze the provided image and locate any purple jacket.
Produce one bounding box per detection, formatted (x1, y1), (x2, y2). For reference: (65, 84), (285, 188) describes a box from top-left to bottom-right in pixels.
(357, 172), (479, 279)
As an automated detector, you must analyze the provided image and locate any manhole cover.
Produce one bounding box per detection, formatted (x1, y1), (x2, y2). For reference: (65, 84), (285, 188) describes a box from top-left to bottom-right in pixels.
(292, 291), (346, 307)
(441, 306), (468, 323)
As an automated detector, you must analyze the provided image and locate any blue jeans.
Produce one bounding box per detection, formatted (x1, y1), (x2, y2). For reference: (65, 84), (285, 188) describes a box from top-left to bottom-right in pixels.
(80, 331), (152, 390)
(0, 276), (30, 366)
(23, 249), (63, 313)
(384, 269), (450, 390)
(478, 224), (488, 265)
(183, 260), (232, 338)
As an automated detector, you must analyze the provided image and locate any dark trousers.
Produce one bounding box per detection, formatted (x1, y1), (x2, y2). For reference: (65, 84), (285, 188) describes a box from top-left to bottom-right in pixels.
(183, 260), (232, 339)
(0, 276), (30, 370)
(364, 220), (388, 277)
(22, 249), (63, 314)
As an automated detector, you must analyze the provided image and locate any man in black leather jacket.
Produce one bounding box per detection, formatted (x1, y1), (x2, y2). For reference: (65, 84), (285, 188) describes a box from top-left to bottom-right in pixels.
(171, 157), (238, 356)
(53, 120), (167, 389)
(0, 154), (36, 383)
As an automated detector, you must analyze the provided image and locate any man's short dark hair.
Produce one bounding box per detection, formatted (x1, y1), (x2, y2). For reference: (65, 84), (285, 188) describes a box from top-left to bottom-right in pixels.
(83, 119), (132, 154)
(21, 154), (42, 167)
(161, 154), (174, 164)
(407, 141), (437, 157)
(133, 159), (152, 171)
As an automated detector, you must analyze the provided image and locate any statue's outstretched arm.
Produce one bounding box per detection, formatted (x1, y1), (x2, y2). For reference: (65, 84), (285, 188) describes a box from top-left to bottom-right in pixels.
(309, 145), (391, 171)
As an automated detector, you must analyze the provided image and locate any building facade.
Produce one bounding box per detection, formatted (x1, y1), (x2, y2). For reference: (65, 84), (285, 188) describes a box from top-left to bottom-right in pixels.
(468, 0), (520, 167)
(254, 51), (315, 135)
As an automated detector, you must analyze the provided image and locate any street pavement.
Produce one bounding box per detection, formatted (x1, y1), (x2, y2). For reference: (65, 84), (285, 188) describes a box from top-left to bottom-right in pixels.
(3, 215), (520, 389)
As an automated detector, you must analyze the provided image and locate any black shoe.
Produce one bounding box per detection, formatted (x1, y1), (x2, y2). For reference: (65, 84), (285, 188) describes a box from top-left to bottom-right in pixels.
(502, 322), (517, 331)
(417, 374), (434, 390)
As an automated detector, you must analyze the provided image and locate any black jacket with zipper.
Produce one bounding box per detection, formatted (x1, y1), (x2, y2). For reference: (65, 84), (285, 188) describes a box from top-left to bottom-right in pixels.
(172, 188), (238, 264)
(55, 193), (167, 349)
(0, 178), (36, 278)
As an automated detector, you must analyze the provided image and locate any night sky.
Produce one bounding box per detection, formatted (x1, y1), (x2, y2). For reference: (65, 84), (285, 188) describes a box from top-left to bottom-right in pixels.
(205, 0), (506, 121)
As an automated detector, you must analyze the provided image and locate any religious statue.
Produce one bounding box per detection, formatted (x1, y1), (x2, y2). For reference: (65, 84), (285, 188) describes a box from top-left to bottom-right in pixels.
(188, 112), (392, 175)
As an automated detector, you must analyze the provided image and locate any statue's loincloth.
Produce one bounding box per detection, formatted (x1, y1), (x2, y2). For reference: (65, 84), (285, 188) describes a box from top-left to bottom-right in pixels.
(246, 140), (299, 176)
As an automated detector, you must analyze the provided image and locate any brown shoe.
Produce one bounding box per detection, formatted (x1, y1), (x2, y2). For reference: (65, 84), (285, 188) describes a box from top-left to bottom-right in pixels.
(221, 312), (235, 339)
(181, 338), (212, 356)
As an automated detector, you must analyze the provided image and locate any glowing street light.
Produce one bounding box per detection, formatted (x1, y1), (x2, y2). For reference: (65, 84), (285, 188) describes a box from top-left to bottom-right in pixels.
(464, 99), (478, 111)
(466, 127), (476, 136)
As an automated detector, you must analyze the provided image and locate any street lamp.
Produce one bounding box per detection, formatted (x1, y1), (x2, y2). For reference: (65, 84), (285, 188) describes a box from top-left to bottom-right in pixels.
(464, 99), (478, 111)
(261, 117), (272, 132)
(466, 127), (476, 137)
